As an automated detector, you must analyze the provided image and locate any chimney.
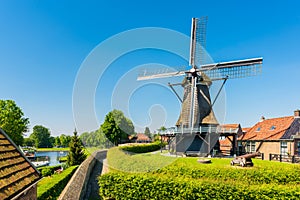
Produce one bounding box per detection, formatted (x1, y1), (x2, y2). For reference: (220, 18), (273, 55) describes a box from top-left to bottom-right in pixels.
(260, 116), (265, 122)
(294, 110), (300, 118)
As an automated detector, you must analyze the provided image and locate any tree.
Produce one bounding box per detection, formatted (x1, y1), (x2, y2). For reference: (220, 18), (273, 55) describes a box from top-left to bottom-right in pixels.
(59, 134), (72, 147)
(0, 100), (29, 145)
(111, 109), (134, 137)
(144, 127), (151, 138)
(101, 112), (123, 146)
(54, 136), (61, 147)
(23, 137), (35, 147)
(67, 129), (86, 166)
(30, 125), (52, 148)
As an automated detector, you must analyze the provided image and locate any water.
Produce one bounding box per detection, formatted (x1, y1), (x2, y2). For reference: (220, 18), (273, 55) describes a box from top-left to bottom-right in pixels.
(35, 151), (68, 166)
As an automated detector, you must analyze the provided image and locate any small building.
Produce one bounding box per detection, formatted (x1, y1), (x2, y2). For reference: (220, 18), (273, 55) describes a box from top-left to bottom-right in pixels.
(239, 110), (300, 158)
(0, 128), (42, 200)
(218, 124), (243, 155)
(129, 133), (152, 143)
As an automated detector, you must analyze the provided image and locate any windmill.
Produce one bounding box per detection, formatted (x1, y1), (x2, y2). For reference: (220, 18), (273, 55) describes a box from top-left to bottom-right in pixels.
(138, 17), (263, 155)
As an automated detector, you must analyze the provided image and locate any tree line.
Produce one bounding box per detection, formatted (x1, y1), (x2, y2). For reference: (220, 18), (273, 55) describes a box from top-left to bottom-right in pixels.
(0, 99), (155, 149)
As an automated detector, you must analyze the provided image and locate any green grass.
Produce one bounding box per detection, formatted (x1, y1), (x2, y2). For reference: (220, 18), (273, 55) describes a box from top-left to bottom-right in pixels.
(100, 148), (300, 199)
(107, 147), (177, 172)
(37, 147), (69, 152)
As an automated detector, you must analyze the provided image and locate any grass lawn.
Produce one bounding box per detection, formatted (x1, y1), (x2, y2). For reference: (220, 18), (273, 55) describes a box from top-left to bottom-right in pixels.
(37, 147), (69, 152)
(100, 148), (300, 199)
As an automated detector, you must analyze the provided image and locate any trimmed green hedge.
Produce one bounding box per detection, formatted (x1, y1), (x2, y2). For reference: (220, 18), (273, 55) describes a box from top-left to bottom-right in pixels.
(119, 142), (164, 153)
(37, 165), (78, 200)
(38, 165), (62, 177)
(99, 173), (300, 199)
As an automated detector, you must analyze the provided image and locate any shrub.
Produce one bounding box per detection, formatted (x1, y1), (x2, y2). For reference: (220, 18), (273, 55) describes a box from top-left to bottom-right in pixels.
(99, 173), (300, 199)
(37, 165), (78, 200)
(119, 142), (164, 153)
(38, 165), (62, 177)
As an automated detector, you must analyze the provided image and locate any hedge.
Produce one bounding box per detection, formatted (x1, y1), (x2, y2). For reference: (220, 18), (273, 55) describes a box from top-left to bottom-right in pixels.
(38, 165), (62, 177)
(99, 172), (300, 199)
(37, 165), (78, 200)
(119, 142), (164, 153)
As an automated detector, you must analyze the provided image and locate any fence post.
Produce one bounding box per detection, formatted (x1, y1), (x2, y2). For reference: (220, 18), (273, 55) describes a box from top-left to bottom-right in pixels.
(261, 153), (264, 160)
(292, 155), (295, 163)
(280, 154), (282, 162)
(269, 153), (272, 161)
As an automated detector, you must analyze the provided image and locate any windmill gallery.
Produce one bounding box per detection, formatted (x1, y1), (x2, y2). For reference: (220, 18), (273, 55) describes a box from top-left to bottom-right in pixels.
(138, 17), (263, 156)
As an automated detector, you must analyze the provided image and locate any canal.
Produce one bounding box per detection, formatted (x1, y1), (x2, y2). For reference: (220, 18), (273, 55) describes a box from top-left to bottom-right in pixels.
(35, 151), (68, 166)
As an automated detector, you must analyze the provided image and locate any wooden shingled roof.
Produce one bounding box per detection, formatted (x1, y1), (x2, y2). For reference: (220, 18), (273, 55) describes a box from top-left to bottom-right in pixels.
(0, 128), (41, 200)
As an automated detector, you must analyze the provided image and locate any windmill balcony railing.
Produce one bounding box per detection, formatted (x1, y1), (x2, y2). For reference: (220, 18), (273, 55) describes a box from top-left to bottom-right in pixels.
(216, 127), (239, 134)
(159, 126), (238, 135)
(160, 126), (218, 135)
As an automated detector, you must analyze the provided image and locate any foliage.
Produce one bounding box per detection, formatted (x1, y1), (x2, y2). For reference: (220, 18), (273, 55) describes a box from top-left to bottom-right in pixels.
(30, 125), (52, 148)
(144, 127), (151, 138)
(107, 147), (176, 173)
(59, 134), (72, 147)
(38, 165), (62, 177)
(100, 151), (300, 199)
(111, 109), (134, 136)
(67, 130), (86, 166)
(101, 112), (123, 146)
(101, 110), (135, 145)
(0, 99), (29, 145)
(37, 165), (78, 200)
(80, 128), (110, 148)
(119, 142), (163, 153)
(99, 172), (300, 200)
(23, 137), (35, 146)
(59, 156), (67, 163)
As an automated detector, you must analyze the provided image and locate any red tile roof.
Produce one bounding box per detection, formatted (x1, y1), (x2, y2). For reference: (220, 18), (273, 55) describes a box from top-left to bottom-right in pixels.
(241, 116), (294, 141)
(135, 133), (151, 141)
(0, 129), (41, 200)
(242, 127), (251, 133)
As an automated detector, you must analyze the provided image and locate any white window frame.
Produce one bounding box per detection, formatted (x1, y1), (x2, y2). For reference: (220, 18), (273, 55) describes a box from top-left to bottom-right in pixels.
(280, 141), (288, 157)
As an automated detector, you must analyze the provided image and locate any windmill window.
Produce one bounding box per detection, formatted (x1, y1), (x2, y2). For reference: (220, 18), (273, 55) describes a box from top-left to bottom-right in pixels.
(270, 126), (276, 130)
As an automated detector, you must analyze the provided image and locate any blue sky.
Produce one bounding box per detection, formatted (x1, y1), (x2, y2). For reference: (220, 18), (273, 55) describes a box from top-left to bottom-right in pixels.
(1, 1), (300, 136)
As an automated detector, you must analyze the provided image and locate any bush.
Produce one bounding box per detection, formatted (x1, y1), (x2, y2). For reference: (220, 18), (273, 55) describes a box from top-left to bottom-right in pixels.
(37, 165), (78, 200)
(38, 165), (62, 177)
(100, 150), (300, 199)
(119, 142), (164, 153)
(99, 173), (300, 199)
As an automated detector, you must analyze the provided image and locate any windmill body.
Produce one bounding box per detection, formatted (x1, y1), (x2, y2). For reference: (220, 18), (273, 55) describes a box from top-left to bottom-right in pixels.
(138, 17), (263, 156)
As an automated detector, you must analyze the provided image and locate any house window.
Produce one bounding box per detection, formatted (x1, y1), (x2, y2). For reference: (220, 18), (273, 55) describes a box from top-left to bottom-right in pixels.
(280, 141), (288, 156)
(297, 142), (300, 156)
(256, 127), (261, 131)
(246, 141), (256, 153)
(270, 126), (276, 130)
(219, 136), (226, 140)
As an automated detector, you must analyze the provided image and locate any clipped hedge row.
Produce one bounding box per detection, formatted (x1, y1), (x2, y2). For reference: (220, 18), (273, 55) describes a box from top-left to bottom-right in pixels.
(99, 173), (300, 199)
(37, 165), (78, 200)
(119, 142), (164, 153)
(38, 165), (62, 177)
(155, 164), (300, 185)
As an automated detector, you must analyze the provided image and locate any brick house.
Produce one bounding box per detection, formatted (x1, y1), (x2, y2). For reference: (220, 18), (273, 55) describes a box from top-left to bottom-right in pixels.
(0, 128), (42, 200)
(239, 110), (300, 158)
(218, 124), (243, 155)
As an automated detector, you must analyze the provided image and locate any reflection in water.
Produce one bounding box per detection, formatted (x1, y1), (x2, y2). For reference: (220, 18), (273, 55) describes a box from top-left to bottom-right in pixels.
(35, 151), (68, 166)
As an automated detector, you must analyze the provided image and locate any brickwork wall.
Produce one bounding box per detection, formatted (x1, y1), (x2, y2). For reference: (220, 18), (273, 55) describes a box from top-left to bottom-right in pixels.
(58, 150), (107, 200)
(257, 141), (294, 157)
